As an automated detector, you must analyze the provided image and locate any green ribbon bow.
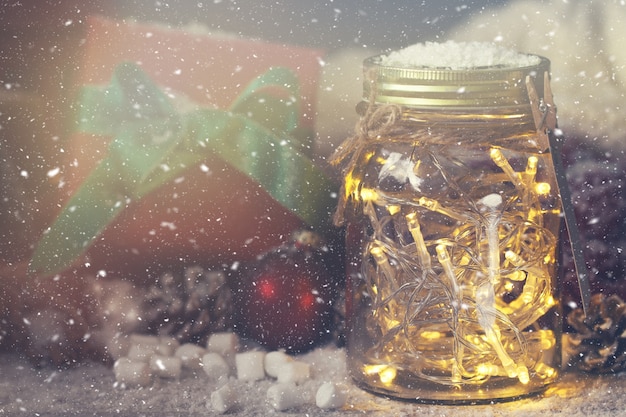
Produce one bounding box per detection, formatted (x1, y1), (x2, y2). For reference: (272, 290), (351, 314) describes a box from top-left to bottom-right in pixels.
(30, 63), (336, 276)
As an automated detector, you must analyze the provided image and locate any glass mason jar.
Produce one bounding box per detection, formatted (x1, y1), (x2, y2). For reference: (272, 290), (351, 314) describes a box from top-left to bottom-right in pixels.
(335, 53), (562, 404)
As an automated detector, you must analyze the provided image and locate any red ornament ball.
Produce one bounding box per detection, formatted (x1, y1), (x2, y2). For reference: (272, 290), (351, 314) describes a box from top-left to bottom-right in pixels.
(232, 231), (340, 353)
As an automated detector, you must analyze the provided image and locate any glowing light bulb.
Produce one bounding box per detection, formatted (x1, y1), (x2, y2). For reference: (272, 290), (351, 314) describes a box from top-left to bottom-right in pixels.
(535, 182), (551, 195)
(363, 364), (387, 375)
(384, 318), (401, 330)
(525, 156), (538, 180)
(517, 365), (530, 384)
(379, 366), (397, 385)
(539, 331), (555, 350)
(421, 331), (442, 340)
(507, 270), (526, 282)
(387, 204), (401, 215)
(343, 171), (360, 200)
(371, 284), (379, 296)
(490, 148), (524, 189)
(406, 212), (431, 269)
(363, 364), (397, 386)
(477, 362), (501, 377)
(360, 187), (379, 202)
(436, 244), (461, 298)
(418, 197), (466, 221)
(535, 363), (556, 379)
(370, 244), (398, 290)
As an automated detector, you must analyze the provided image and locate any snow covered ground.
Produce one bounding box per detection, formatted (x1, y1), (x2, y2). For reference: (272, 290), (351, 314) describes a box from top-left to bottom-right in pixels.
(1, 345), (625, 416)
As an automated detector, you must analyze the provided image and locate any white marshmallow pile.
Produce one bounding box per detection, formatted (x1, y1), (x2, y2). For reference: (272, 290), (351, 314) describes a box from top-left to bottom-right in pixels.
(111, 332), (349, 413)
(112, 334), (183, 386)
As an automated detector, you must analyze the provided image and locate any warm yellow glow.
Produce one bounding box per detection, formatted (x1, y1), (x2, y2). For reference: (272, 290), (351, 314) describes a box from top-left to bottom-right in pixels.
(343, 170), (358, 199)
(490, 148), (523, 189)
(387, 204), (401, 215)
(539, 331), (555, 350)
(525, 156), (538, 179)
(418, 196), (438, 211)
(370, 244), (397, 286)
(505, 250), (523, 266)
(363, 364), (387, 375)
(375, 155), (388, 165)
(507, 270), (526, 282)
(360, 187), (379, 202)
(379, 366), (397, 385)
(527, 207), (542, 223)
(421, 330), (443, 340)
(458, 253), (471, 266)
(370, 246), (386, 262)
(383, 317), (401, 330)
(435, 244), (450, 262)
(490, 148), (505, 164)
(517, 365), (530, 384)
(436, 244), (461, 298)
(466, 334), (489, 348)
(418, 196), (466, 221)
(477, 362), (501, 377)
(348, 141), (561, 397)
(535, 363), (556, 379)
(535, 182), (551, 195)
(521, 290), (535, 304)
(363, 364), (397, 386)
(406, 212), (431, 268)
(405, 211), (418, 225)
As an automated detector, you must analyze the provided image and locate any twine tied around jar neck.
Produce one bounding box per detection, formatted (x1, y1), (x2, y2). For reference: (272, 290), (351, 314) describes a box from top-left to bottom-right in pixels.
(329, 67), (413, 227)
(329, 105), (401, 227)
(329, 66), (405, 164)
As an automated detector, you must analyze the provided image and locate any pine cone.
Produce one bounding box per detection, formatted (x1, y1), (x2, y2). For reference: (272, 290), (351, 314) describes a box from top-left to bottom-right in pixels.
(142, 266), (233, 345)
(565, 293), (626, 373)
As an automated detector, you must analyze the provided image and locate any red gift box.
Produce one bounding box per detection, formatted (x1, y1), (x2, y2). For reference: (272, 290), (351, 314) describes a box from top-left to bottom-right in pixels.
(57, 16), (328, 275)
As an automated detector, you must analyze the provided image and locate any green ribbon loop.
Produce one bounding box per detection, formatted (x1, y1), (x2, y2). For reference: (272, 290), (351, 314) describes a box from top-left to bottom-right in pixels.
(30, 63), (336, 276)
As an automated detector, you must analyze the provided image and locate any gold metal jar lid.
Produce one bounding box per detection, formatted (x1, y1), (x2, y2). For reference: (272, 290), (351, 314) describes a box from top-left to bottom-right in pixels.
(363, 54), (550, 112)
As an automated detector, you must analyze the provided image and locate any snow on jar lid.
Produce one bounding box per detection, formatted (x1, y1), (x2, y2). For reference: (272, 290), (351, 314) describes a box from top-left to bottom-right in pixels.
(363, 40), (550, 112)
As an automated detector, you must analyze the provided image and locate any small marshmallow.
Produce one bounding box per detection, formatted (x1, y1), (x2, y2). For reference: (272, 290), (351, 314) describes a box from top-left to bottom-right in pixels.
(266, 383), (308, 411)
(264, 350), (294, 378)
(276, 361), (311, 385)
(202, 352), (231, 382)
(175, 343), (206, 370)
(127, 343), (159, 363)
(113, 357), (152, 387)
(106, 332), (132, 360)
(156, 336), (180, 356)
(149, 354), (182, 379)
(235, 350), (266, 381)
(315, 382), (348, 409)
(209, 382), (237, 414)
(207, 332), (239, 357)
